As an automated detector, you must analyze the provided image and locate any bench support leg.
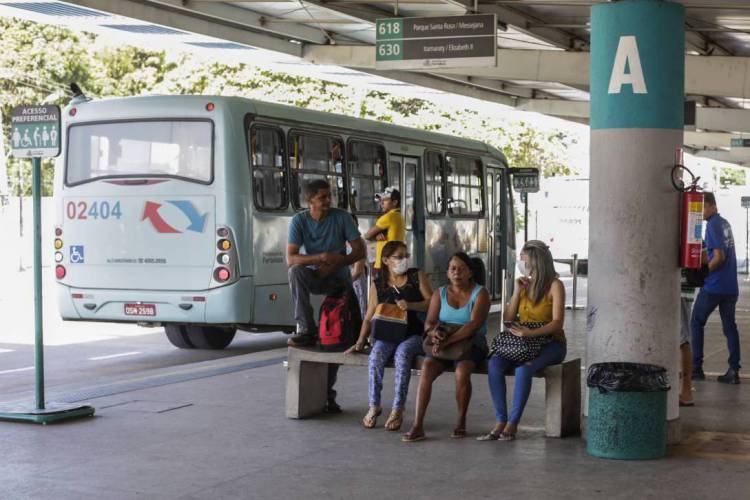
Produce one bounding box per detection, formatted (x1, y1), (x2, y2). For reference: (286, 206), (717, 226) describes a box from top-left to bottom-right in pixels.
(286, 356), (329, 419)
(544, 359), (581, 437)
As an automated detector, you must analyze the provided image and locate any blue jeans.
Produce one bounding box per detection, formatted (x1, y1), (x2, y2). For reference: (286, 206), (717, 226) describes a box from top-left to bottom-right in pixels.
(487, 341), (567, 424)
(691, 289), (741, 371)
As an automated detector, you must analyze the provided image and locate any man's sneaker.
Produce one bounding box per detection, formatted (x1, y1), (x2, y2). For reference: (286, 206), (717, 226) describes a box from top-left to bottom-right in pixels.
(324, 399), (342, 414)
(287, 332), (316, 347)
(691, 367), (706, 381)
(717, 368), (741, 385)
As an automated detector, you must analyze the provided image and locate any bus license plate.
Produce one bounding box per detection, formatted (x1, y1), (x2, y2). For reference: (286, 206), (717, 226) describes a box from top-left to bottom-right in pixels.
(124, 303), (156, 316)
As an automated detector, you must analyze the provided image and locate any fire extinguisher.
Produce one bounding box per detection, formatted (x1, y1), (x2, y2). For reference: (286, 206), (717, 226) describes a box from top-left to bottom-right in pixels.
(672, 162), (703, 269)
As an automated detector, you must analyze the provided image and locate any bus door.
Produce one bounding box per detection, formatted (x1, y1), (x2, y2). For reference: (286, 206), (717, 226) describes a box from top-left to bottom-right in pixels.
(486, 165), (508, 301)
(388, 154), (424, 269)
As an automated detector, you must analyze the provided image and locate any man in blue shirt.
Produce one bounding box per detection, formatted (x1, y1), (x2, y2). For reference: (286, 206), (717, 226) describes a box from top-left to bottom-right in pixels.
(287, 179), (366, 411)
(690, 192), (741, 384)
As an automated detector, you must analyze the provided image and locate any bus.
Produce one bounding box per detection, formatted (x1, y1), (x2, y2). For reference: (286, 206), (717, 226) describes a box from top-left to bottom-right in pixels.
(53, 95), (517, 349)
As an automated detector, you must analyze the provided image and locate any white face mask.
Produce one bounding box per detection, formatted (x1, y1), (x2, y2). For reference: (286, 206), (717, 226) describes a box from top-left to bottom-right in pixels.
(392, 259), (409, 275)
(517, 260), (531, 277)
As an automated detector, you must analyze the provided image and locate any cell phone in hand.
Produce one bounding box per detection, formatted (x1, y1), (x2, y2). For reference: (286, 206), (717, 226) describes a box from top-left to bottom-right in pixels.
(503, 321), (520, 329)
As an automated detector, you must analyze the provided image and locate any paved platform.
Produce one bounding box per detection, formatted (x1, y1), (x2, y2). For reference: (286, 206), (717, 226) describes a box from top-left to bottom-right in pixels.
(1, 284), (750, 499)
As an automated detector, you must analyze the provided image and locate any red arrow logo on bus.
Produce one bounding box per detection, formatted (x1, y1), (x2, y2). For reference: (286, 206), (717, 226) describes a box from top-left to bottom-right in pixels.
(142, 202), (181, 233)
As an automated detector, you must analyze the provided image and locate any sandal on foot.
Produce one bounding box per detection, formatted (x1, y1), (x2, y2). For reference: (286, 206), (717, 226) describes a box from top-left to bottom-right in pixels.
(384, 410), (403, 431)
(498, 432), (516, 441)
(679, 398), (695, 407)
(362, 406), (381, 428)
(450, 427), (467, 439)
(476, 431), (502, 441)
(402, 430), (425, 442)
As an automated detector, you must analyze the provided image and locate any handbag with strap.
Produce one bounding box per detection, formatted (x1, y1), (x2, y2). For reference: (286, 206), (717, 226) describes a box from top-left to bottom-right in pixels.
(371, 302), (409, 343)
(422, 323), (474, 361)
(489, 322), (552, 363)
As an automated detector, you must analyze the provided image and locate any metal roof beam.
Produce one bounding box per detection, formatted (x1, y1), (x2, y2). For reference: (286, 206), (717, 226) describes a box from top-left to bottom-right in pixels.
(304, 45), (750, 99)
(64, 0), (308, 53)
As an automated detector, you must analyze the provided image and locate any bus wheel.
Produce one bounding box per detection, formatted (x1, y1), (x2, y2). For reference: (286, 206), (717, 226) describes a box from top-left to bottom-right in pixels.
(165, 324), (195, 349)
(185, 326), (236, 350)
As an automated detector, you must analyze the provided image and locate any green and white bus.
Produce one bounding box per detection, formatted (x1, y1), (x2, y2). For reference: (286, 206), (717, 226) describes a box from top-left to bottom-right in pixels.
(53, 95), (516, 349)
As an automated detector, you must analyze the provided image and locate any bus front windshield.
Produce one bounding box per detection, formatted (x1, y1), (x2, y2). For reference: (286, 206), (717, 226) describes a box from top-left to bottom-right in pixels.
(66, 120), (213, 185)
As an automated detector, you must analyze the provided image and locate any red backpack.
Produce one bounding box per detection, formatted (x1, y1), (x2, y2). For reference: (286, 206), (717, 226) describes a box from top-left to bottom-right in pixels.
(318, 291), (361, 352)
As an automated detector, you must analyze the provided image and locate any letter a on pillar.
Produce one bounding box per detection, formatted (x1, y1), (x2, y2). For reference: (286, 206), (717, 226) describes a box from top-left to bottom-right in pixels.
(608, 36), (648, 94)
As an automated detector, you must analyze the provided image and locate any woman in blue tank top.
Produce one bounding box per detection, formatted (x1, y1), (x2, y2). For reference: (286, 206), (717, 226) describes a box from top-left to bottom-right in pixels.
(402, 252), (490, 442)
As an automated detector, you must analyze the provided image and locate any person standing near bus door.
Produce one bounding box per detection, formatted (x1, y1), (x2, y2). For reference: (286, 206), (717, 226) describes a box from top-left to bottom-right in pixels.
(365, 187), (405, 274)
(691, 192), (741, 385)
(287, 179), (366, 412)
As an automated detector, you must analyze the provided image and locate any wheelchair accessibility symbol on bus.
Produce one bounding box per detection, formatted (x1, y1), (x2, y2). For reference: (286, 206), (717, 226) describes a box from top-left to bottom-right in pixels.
(70, 245), (85, 264)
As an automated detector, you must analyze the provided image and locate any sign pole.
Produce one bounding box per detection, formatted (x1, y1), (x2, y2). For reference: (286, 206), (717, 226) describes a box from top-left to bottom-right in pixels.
(523, 192), (529, 243)
(0, 103), (94, 424)
(746, 206), (748, 276)
(32, 156), (45, 410)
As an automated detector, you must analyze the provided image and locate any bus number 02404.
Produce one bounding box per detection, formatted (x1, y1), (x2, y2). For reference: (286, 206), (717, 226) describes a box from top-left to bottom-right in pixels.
(66, 200), (123, 220)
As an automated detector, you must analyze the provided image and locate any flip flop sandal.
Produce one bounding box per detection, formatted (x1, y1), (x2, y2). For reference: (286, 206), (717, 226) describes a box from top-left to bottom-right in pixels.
(402, 430), (426, 442)
(450, 427), (467, 439)
(679, 399), (695, 407)
(362, 407), (382, 428)
(476, 431), (501, 441)
(498, 432), (516, 441)
(384, 410), (403, 431)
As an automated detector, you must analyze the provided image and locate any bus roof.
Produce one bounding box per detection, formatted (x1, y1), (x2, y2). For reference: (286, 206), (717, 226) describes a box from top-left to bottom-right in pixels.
(67, 95), (508, 165)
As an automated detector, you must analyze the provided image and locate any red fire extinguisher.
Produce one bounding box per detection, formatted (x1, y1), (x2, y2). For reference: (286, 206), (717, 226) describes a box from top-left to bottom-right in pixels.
(680, 189), (704, 269)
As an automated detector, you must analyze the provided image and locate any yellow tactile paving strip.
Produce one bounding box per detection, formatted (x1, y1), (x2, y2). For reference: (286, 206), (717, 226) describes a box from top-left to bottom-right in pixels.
(676, 432), (750, 460)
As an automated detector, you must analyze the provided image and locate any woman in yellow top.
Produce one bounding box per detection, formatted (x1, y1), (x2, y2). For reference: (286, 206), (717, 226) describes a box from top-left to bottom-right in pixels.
(364, 187), (406, 270)
(480, 240), (566, 441)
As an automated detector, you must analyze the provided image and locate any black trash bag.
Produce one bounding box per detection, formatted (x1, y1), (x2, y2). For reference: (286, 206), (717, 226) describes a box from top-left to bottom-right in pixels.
(587, 362), (670, 394)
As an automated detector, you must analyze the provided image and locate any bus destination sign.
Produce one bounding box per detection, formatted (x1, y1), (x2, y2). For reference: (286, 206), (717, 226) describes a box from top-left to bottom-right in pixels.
(10, 105), (61, 158)
(375, 14), (497, 70)
(510, 168), (540, 193)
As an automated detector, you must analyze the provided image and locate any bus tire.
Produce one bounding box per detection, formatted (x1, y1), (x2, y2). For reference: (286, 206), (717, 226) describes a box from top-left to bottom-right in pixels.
(165, 324), (194, 349)
(185, 326), (236, 350)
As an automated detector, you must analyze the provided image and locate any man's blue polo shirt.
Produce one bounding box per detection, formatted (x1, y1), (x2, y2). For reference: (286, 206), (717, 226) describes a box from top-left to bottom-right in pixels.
(704, 213), (738, 295)
(288, 208), (360, 280)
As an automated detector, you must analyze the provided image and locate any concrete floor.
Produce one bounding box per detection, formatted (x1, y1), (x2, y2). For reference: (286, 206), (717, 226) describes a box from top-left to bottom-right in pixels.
(1, 286), (750, 499)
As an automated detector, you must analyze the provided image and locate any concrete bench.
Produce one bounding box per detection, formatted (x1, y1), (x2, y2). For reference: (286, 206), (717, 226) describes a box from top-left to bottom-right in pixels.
(285, 346), (581, 438)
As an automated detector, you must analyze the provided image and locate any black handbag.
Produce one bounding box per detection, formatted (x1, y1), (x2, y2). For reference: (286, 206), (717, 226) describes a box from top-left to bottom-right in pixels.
(489, 322), (552, 363)
(370, 303), (409, 343)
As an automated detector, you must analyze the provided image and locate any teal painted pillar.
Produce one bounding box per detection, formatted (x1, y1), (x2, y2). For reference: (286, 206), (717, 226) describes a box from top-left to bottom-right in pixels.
(586, 0), (685, 443)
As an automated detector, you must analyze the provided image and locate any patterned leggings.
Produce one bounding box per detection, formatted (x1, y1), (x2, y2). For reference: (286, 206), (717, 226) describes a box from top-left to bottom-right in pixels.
(368, 336), (423, 410)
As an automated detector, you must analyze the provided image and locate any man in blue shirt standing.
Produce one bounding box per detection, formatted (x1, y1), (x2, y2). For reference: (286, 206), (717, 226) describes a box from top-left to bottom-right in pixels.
(287, 179), (366, 411)
(691, 192), (741, 384)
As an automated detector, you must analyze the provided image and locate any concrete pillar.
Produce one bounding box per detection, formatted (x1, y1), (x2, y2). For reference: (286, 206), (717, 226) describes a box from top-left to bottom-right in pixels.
(587, 0), (684, 440)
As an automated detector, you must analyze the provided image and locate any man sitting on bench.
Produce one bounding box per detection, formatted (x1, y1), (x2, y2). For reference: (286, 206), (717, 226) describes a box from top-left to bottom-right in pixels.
(287, 179), (366, 412)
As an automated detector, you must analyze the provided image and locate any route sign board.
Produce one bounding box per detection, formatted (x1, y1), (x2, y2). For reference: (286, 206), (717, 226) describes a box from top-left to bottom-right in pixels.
(375, 14), (496, 70)
(742, 196), (750, 209)
(10, 105), (61, 158)
(510, 167), (540, 193)
(731, 138), (750, 148)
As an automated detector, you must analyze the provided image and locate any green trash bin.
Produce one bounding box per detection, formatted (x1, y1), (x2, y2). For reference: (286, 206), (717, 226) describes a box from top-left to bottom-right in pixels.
(586, 362), (670, 460)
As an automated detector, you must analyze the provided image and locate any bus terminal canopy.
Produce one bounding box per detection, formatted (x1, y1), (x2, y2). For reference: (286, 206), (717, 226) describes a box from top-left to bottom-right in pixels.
(4, 0), (750, 160)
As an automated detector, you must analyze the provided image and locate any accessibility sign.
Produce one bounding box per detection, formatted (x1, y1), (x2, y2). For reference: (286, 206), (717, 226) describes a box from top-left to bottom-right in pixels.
(510, 167), (540, 193)
(10, 105), (61, 158)
(375, 14), (496, 70)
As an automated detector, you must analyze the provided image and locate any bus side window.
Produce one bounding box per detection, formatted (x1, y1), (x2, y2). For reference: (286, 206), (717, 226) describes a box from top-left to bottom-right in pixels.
(446, 154), (483, 217)
(348, 140), (387, 214)
(425, 151), (444, 215)
(289, 132), (346, 210)
(250, 126), (287, 210)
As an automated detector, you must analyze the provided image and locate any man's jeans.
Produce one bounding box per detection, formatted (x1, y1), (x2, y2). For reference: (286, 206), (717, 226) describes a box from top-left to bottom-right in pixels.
(690, 289), (741, 371)
(288, 265), (352, 401)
